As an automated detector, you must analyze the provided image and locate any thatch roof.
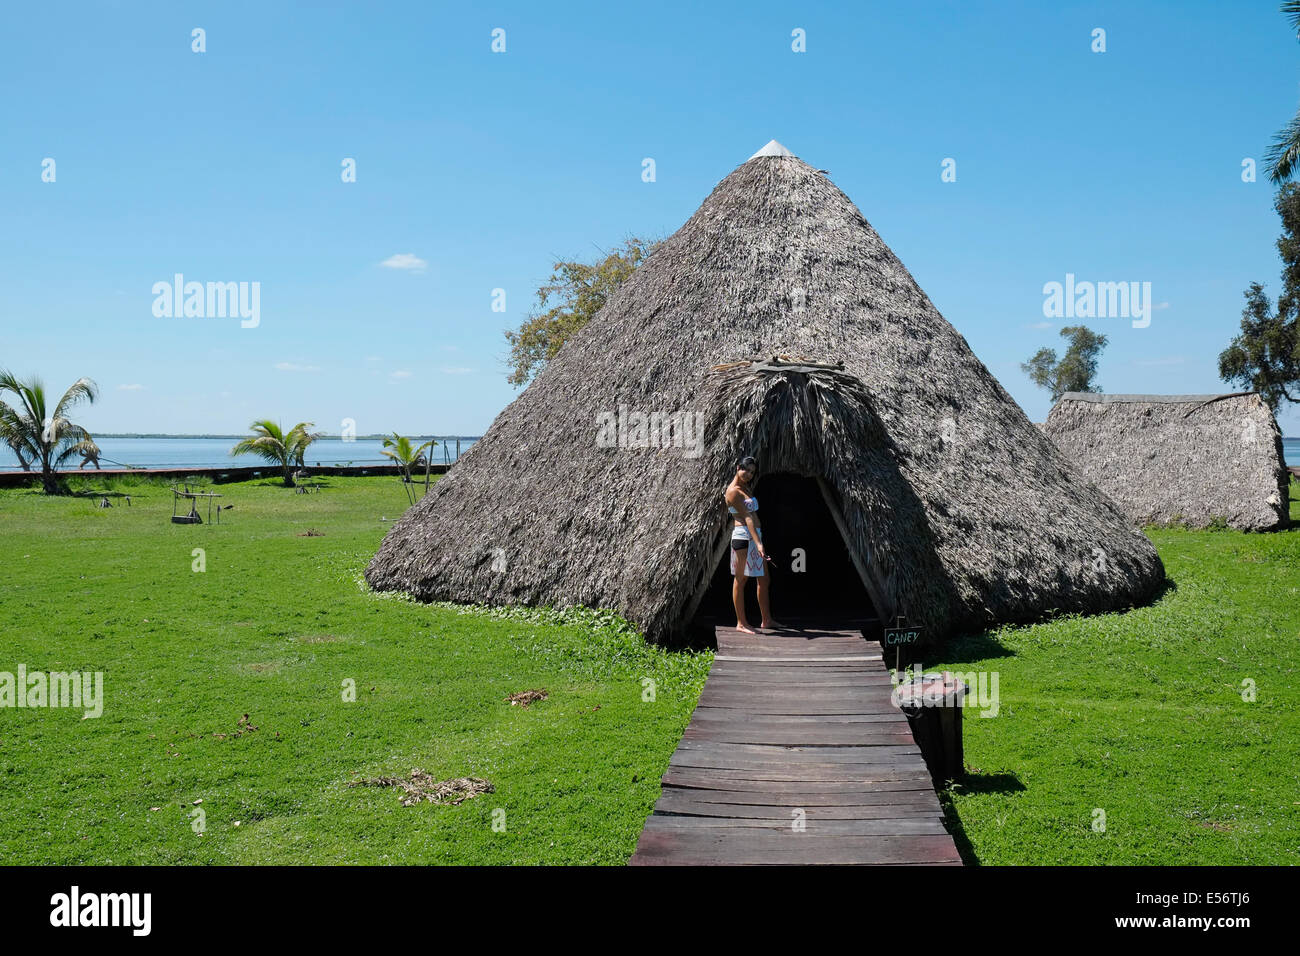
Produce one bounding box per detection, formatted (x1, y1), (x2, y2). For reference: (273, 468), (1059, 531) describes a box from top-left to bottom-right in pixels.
(1045, 392), (1290, 531)
(367, 142), (1165, 644)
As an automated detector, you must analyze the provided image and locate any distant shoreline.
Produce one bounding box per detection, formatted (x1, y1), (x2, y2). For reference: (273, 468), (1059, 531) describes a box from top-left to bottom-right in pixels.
(0, 435), (483, 473)
(91, 434), (483, 441)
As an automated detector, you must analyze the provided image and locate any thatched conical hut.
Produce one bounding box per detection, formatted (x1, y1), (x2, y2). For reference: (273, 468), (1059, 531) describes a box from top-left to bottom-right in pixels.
(367, 141), (1165, 644)
(1045, 392), (1290, 531)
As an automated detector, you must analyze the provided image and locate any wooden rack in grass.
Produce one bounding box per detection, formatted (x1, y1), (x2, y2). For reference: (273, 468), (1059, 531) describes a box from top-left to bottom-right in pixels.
(170, 483), (226, 524)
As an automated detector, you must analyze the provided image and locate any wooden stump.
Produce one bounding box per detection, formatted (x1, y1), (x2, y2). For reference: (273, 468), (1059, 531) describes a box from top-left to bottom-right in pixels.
(896, 673), (968, 788)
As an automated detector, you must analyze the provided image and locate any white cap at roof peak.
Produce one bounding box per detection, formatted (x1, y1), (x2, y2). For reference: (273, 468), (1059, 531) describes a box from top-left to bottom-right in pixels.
(747, 139), (795, 160)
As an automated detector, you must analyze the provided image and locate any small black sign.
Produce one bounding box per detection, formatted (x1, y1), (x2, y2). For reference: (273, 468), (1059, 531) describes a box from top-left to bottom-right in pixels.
(883, 625), (924, 647)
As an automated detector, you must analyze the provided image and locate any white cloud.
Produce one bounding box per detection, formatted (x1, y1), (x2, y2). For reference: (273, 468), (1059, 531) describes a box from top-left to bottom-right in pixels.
(1153, 302), (1171, 311)
(440, 366), (474, 375)
(390, 370), (413, 380)
(1026, 321), (1053, 330)
(380, 253), (428, 272)
(274, 361), (321, 372)
(116, 383), (145, 391)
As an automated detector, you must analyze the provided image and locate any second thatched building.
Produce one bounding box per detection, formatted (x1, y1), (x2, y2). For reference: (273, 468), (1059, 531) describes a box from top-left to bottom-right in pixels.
(1044, 392), (1290, 531)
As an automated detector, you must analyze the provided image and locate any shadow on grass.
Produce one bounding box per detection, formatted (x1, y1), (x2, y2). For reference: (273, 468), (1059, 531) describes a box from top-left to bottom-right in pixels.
(12, 483), (156, 499)
(8, 485), (53, 496)
(924, 630), (1015, 666)
(920, 573), (1181, 670)
(250, 478), (336, 491)
(939, 771), (1026, 866)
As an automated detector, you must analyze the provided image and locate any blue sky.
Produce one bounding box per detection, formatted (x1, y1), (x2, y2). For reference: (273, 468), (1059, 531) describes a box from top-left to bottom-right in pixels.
(2, 0), (1299, 436)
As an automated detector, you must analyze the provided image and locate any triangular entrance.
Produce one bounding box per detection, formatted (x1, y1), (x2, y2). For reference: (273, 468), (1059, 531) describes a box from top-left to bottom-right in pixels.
(688, 472), (880, 635)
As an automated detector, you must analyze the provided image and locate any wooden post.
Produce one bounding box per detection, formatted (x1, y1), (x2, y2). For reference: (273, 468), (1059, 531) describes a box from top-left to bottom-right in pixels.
(894, 615), (905, 675)
(896, 672), (967, 789)
(938, 694), (962, 783)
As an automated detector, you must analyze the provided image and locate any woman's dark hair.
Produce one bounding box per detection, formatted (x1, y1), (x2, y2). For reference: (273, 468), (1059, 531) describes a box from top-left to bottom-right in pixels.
(737, 456), (758, 473)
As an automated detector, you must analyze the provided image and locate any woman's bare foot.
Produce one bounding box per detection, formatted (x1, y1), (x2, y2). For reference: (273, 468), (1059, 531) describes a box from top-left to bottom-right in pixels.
(736, 622), (757, 634)
(761, 619), (784, 631)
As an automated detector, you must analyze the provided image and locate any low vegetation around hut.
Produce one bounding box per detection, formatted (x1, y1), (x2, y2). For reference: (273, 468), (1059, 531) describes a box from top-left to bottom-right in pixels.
(0, 475), (1296, 864)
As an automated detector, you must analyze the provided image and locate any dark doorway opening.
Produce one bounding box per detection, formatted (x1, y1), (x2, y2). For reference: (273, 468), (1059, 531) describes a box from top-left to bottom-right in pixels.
(690, 473), (879, 634)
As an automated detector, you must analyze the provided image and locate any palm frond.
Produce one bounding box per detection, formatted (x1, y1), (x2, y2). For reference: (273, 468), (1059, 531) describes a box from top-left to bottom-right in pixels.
(231, 420), (290, 462)
(0, 401), (39, 459)
(0, 374), (42, 425)
(231, 436), (287, 464)
(1267, 108), (1300, 183)
(285, 422), (321, 466)
(52, 377), (97, 419)
(0, 369), (25, 397)
(1285, 1), (1300, 33)
(54, 430), (99, 467)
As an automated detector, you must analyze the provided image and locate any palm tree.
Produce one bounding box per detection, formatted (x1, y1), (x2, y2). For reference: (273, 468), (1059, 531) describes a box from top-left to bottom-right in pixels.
(1267, 3), (1300, 182)
(230, 420), (322, 487)
(380, 432), (435, 483)
(0, 370), (99, 494)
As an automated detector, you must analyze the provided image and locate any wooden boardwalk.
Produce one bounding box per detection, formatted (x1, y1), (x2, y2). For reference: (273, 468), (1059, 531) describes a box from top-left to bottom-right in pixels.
(629, 625), (962, 865)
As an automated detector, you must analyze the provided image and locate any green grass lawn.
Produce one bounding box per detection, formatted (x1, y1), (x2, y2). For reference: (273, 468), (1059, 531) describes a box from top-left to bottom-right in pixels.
(932, 480), (1300, 864)
(0, 475), (710, 864)
(1, 474), (1297, 864)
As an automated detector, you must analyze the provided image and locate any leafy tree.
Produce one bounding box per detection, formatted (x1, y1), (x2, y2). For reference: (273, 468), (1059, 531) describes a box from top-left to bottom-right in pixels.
(1266, 3), (1300, 183)
(1219, 184), (1300, 409)
(1021, 325), (1108, 403)
(0, 371), (99, 494)
(504, 237), (662, 386)
(230, 420), (322, 487)
(380, 432), (436, 483)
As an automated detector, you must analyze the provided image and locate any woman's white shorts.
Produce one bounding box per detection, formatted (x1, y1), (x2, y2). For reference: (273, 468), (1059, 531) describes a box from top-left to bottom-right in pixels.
(730, 528), (765, 578)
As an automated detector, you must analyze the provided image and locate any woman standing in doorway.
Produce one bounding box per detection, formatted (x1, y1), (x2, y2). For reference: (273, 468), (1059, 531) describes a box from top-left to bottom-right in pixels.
(724, 456), (780, 633)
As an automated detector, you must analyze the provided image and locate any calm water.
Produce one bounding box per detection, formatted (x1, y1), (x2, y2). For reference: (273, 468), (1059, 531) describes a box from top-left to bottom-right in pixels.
(0, 437), (478, 471)
(0, 435), (1293, 472)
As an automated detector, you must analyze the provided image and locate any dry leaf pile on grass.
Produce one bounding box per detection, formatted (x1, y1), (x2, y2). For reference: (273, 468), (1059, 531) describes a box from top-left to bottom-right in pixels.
(349, 771), (494, 807)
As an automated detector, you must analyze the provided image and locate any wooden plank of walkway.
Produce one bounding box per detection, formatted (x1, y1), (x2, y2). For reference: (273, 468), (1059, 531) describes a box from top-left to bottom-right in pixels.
(629, 625), (962, 866)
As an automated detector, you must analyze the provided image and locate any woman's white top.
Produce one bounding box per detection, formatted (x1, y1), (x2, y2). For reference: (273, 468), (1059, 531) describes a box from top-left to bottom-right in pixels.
(729, 495), (758, 540)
